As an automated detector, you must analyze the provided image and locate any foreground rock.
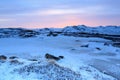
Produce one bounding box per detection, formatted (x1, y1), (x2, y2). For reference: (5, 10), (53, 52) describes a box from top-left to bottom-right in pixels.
(9, 56), (18, 59)
(10, 60), (23, 65)
(0, 55), (7, 62)
(45, 53), (64, 61)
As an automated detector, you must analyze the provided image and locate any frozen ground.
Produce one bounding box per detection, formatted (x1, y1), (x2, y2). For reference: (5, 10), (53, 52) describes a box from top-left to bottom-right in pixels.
(0, 36), (120, 80)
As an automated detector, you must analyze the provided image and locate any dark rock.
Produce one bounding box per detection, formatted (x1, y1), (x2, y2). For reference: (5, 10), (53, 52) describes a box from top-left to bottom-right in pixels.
(28, 59), (38, 61)
(112, 42), (120, 47)
(10, 60), (23, 65)
(96, 47), (101, 50)
(19, 29), (39, 38)
(59, 56), (64, 59)
(45, 53), (60, 61)
(71, 48), (76, 51)
(0, 55), (7, 60)
(47, 31), (58, 37)
(104, 42), (110, 46)
(81, 44), (89, 47)
(9, 56), (18, 59)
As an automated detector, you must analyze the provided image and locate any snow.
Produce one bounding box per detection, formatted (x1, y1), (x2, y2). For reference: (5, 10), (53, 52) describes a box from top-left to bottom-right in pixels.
(0, 35), (120, 80)
(62, 25), (120, 35)
(0, 25), (120, 39)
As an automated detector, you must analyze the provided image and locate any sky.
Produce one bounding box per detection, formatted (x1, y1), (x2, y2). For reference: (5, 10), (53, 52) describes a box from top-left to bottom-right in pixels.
(0, 0), (120, 28)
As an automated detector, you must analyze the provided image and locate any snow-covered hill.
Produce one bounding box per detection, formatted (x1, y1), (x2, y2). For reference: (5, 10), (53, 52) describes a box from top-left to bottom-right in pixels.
(0, 28), (39, 38)
(62, 25), (120, 35)
(0, 25), (120, 38)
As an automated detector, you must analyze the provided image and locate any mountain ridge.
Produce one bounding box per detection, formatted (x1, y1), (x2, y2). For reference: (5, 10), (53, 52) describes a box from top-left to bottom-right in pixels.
(0, 25), (120, 38)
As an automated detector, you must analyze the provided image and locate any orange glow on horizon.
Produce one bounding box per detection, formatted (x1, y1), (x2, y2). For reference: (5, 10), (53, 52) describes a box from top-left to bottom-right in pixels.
(2, 14), (119, 28)
(20, 15), (93, 28)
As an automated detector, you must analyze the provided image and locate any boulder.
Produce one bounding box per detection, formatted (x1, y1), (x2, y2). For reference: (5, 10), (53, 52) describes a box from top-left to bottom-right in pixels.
(10, 60), (23, 65)
(9, 56), (18, 59)
(59, 56), (64, 59)
(28, 59), (38, 61)
(96, 47), (101, 50)
(0, 55), (7, 60)
(80, 44), (89, 47)
(45, 53), (64, 61)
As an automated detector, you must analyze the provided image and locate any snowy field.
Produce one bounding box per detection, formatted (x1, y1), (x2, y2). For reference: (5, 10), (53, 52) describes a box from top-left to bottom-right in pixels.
(0, 36), (120, 80)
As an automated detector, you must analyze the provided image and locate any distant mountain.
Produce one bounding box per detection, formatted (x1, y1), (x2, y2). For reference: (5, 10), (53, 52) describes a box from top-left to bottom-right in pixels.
(62, 25), (120, 35)
(0, 25), (120, 38)
(0, 28), (39, 38)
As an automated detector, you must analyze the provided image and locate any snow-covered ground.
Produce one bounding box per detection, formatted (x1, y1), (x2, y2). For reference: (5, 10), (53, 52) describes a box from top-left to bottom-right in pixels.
(0, 36), (120, 80)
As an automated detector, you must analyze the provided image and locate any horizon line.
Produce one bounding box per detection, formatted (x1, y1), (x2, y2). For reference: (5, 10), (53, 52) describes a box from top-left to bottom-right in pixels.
(0, 24), (120, 29)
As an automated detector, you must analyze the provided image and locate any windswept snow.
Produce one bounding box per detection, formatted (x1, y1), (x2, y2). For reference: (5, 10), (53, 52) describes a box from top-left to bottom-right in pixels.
(0, 36), (120, 80)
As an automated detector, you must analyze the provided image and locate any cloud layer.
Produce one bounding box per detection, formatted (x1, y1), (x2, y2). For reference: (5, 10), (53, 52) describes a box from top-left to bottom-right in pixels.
(0, 0), (120, 28)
